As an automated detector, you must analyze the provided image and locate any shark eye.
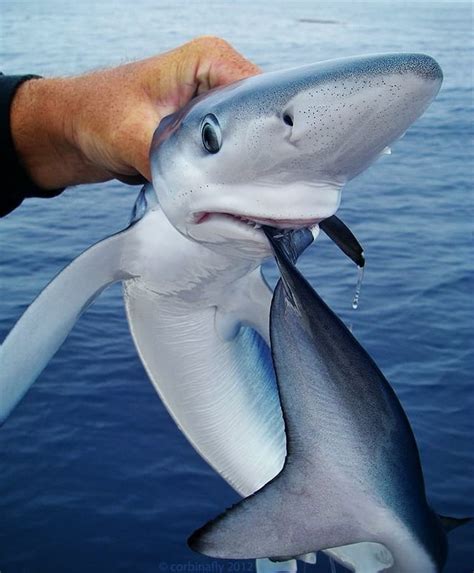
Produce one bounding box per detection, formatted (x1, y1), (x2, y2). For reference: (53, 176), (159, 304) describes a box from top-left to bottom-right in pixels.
(201, 114), (222, 154)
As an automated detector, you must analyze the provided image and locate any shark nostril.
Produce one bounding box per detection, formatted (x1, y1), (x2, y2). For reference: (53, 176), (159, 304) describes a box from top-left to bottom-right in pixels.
(283, 113), (294, 127)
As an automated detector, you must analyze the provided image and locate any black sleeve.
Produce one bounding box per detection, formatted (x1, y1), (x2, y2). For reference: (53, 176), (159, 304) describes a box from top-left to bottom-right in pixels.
(0, 74), (65, 217)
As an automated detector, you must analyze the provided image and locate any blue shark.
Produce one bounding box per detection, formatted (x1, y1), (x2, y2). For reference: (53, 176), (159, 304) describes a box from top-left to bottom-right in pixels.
(0, 53), (444, 570)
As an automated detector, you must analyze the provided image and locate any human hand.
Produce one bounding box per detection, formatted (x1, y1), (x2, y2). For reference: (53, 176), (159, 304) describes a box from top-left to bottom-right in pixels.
(11, 36), (261, 190)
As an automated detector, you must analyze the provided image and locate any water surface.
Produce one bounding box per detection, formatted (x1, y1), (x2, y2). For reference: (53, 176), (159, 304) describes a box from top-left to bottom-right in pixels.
(1, 1), (473, 572)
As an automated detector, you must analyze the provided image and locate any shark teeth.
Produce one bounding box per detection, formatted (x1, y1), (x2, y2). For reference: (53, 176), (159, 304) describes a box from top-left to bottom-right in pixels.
(194, 212), (267, 230)
(240, 217), (262, 229)
(194, 212), (321, 233)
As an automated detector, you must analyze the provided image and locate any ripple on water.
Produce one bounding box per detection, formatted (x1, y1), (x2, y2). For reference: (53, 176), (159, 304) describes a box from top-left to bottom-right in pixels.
(0, 2), (473, 572)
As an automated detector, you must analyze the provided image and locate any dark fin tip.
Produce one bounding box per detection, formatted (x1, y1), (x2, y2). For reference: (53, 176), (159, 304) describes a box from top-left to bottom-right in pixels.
(319, 215), (365, 268)
(187, 529), (202, 552)
(188, 499), (241, 556)
(188, 521), (214, 555)
(438, 514), (472, 533)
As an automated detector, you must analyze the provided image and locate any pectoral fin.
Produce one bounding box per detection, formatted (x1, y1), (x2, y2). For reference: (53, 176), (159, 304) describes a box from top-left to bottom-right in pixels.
(0, 225), (137, 424)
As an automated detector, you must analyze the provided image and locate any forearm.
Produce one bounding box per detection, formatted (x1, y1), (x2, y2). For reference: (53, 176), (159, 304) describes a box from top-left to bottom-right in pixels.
(0, 73), (67, 217)
(10, 77), (97, 189)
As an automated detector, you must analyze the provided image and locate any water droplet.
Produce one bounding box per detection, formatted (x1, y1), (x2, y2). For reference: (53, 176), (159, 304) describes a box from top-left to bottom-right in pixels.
(352, 265), (365, 310)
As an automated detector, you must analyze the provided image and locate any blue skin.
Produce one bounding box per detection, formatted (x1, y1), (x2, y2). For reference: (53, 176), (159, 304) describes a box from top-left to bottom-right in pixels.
(267, 230), (447, 568)
(189, 227), (448, 569)
(153, 52), (442, 148)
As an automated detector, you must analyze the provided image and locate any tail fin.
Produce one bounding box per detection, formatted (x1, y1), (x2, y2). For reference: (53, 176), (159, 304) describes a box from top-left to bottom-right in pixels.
(0, 226), (134, 424)
(438, 514), (472, 533)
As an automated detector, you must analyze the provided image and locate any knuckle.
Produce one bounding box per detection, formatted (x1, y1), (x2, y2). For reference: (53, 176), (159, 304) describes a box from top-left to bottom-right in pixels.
(191, 35), (233, 53)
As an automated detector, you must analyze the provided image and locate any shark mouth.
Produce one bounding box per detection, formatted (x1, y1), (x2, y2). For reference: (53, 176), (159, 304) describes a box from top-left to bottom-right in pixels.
(192, 211), (364, 268)
(193, 212), (324, 230)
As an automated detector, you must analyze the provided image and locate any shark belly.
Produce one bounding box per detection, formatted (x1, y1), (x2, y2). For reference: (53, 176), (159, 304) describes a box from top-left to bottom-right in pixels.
(124, 279), (286, 496)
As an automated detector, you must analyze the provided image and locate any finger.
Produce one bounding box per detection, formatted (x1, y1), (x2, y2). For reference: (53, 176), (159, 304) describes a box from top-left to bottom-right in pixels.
(190, 36), (262, 93)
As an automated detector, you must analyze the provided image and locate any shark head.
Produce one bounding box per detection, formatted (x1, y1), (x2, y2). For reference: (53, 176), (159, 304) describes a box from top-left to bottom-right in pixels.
(150, 53), (442, 254)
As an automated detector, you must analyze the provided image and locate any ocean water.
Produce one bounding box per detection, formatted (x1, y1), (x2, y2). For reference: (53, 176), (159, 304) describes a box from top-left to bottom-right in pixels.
(0, 1), (473, 572)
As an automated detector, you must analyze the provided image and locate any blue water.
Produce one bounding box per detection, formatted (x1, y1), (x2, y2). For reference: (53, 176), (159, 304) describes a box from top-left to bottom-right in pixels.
(0, 1), (473, 572)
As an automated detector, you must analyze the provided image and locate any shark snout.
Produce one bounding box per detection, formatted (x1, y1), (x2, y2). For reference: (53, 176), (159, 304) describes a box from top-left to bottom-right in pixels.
(394, 53), (443, 82)
(285, 53), (443, 180)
